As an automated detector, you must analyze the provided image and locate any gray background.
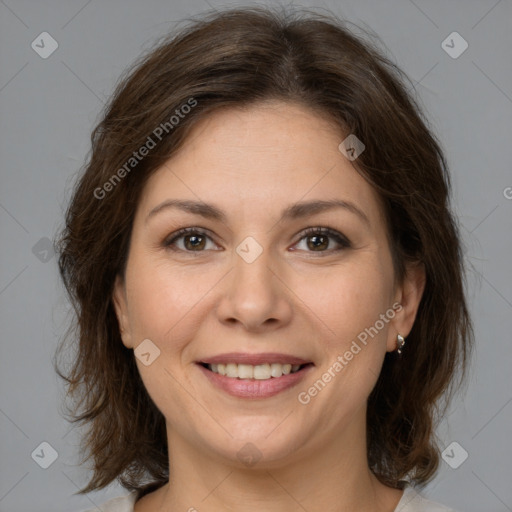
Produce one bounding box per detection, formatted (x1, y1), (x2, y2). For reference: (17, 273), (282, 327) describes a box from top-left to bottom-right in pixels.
(0, 0), (511, 511)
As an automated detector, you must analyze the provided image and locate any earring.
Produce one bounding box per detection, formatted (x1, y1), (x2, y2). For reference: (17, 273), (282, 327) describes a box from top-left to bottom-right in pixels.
(397, 334), (405, 354)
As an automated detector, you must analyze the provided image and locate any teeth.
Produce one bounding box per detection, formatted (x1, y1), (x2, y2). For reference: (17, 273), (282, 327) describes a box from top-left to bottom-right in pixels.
(270, 363), (283, 378)
(226, 363), (238, 378)
(254, 364), (271, 380)
(207, 362), (303, 379)
(238, 364), (254, 379)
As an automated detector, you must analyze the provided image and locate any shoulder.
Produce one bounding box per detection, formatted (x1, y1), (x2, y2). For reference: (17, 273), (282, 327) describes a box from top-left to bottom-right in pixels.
(78, 485), (458, 512)
(79, 490), (138, 512)
(395, 484), (459, 512)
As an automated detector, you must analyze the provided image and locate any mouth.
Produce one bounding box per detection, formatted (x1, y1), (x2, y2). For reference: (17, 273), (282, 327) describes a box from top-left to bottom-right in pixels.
(196, 353), (314, 399)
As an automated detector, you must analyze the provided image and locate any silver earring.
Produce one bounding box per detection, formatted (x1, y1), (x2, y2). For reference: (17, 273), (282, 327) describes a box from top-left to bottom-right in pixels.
(397, 334), (405, 354)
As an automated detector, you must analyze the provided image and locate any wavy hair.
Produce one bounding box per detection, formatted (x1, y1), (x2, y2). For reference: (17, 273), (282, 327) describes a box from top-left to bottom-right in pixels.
(55, 6), (473, 500)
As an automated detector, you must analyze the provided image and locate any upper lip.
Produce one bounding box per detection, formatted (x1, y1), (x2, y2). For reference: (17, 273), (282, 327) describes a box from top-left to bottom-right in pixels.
(198, 352), (312, 366)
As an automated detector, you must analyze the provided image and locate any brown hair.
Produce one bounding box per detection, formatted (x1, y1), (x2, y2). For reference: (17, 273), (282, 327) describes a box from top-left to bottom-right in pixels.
(55, 5), (473, 499)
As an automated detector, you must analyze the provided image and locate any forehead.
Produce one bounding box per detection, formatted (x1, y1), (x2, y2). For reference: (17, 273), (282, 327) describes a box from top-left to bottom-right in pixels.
(137, 101), (385, 228)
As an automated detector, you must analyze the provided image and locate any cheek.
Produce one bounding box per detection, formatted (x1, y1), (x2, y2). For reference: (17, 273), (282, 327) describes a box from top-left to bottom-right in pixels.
(123, 258), (211, 420)
(326, 263), (394, 383)
(124, 253), (222, 349)
(294, 266), (394, 423)
(293, 257), (394, 349)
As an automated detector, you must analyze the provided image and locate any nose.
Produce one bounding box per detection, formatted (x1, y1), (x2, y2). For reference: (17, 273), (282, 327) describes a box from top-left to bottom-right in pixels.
(215, 245), (293, 333)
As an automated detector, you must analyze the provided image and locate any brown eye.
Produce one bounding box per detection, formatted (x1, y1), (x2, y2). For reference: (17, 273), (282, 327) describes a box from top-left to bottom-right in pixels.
(182, 234), (206, 250)
(306, 233), (329, 251)
(294, 227), (351, 253)
(164, 228), (219, 252)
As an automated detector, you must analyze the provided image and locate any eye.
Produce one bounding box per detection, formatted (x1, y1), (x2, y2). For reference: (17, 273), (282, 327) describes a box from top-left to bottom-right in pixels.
(163, 226), (351, 255)
(163, 227), (220, 253)
(292, 227), (351, 253)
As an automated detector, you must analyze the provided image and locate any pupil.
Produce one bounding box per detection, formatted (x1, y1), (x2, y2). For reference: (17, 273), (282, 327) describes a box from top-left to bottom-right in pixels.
(186, 235), (204, 250)
(308, 235), (327, 250)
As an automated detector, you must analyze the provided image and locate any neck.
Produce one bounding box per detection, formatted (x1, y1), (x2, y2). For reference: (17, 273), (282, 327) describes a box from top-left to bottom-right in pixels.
(146, 413), (403, 512)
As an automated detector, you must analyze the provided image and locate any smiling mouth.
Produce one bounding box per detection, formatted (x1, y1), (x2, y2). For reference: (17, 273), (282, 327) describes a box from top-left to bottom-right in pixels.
(199, 362), (313, 380)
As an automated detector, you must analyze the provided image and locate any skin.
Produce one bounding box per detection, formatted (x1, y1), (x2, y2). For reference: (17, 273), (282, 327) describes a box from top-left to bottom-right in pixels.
(113, 100), (425, 512)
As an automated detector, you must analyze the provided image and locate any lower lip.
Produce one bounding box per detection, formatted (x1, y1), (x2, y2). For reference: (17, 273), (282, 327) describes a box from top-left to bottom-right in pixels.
(197, 364), (313, 399)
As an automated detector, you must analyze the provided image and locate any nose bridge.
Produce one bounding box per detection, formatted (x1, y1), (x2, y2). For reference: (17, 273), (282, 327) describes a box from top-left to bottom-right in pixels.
(215, 237), (292, 330)
(232, 238), (277, 305)
(236, 243), (273, 287)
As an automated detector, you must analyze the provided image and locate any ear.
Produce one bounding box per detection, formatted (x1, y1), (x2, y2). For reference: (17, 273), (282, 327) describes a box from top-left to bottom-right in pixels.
(386, 261), (426, 352)
(112, 274), (134, 349)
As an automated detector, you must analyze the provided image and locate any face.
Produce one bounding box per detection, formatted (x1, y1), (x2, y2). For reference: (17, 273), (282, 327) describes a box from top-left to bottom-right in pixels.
(113, 100), (424, 468)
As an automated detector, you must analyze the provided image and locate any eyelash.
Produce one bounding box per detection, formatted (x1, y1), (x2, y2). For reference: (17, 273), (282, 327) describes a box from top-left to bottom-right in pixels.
(163, 226), (351, 255)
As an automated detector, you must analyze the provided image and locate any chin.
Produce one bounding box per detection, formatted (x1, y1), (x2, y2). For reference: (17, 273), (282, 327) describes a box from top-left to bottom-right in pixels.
(196, 418), (310, 468)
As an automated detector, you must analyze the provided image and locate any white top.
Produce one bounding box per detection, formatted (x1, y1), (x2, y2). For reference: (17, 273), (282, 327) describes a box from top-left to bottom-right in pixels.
(82, 483), (458, 511)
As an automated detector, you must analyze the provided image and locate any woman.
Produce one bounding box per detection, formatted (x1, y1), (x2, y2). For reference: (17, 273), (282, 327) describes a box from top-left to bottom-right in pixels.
(55, 6), (473, 512)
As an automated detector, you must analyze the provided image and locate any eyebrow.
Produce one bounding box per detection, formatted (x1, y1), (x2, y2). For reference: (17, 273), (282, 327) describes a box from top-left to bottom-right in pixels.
(146, 198), (370, 227)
